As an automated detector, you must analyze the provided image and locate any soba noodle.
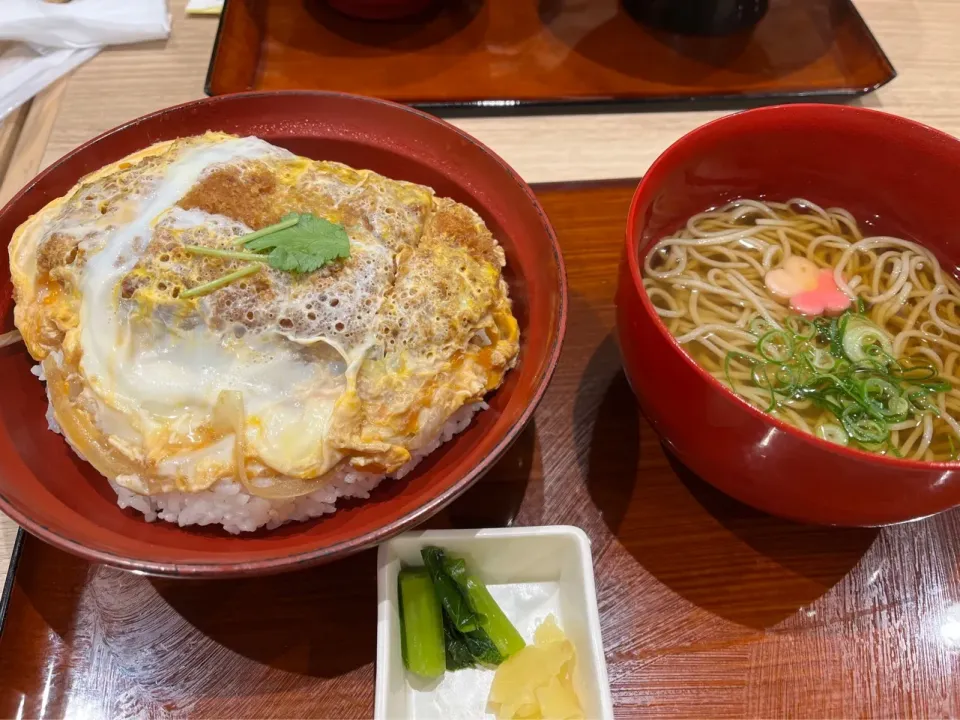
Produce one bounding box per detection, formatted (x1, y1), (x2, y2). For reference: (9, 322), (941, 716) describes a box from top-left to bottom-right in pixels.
(642, 198), (960, 462)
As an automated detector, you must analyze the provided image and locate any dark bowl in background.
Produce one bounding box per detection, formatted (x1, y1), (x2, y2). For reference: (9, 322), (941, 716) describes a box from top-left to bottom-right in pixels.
(326, 0), (435, 20)
(0, 91), (566, 577)
(616, 104), (960, 526)
(625, 0), (769, 36)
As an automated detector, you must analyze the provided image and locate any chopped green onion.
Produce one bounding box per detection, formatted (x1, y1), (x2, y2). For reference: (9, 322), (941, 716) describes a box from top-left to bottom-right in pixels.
(724, 352), (739, 392)
(816, 423), (849, 446)
(749, 317), (775, 337)
(750, 363), (780, 411)
(774, 364), (797, 389)
(894, 363), (937, 382)
(721, 306), (953, 455)
(724, 351), (757, 393)
(862, 377), (909, 420)
(842, 316), (893, 363)
(758, 330), (794, 363)
(841, 405), (889, 444)
(786, 315), (816, 340)
(908, 390), (941, 416)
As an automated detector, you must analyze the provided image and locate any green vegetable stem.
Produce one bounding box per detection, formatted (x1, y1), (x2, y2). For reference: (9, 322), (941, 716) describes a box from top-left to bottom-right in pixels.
(443, 557), (526, 658)
(398, 568), (445, 680)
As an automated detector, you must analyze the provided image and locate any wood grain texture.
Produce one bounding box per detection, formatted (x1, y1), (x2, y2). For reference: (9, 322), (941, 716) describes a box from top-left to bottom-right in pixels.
(0, 181), (958, 717)
(0, 104), (30, 187)
(18, 0), (960, 184)
(0, 100), (33, 591)
(1, 0), (960, 709)
(0, 78), (69, 207)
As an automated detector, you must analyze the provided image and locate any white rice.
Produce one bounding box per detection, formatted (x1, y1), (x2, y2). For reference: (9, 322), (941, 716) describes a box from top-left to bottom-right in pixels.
(112, 403), (483, 534)
(36, 360), (485, 534)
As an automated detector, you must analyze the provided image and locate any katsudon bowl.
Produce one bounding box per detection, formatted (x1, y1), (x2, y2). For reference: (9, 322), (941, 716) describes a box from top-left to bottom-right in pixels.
(0, 91), (566, 577)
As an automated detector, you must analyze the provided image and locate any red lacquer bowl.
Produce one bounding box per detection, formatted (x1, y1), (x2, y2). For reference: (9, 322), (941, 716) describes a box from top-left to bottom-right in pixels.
(616, 104), (960, 526)
(0, 91), (566, 576)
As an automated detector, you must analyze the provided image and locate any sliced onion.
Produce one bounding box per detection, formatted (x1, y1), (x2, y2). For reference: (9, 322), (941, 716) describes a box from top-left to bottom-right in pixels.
(42, 357), (142, 480)
(213, 390), (249, 489)
(245, 474), (336, 500)
(0, 330), (22, 348)
(213, 389), (337, 500)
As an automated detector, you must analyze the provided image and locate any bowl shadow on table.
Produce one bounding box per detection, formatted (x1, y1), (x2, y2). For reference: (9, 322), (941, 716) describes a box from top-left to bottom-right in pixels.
(422, 420), (538, 530)
(581, 343), (879, 629)
(150, 423), (536, 680)
(537, 0), (842, 86)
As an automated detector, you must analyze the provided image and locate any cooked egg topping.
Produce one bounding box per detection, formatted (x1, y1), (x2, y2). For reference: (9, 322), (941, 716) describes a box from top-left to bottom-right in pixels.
(10, 133), (519, 498)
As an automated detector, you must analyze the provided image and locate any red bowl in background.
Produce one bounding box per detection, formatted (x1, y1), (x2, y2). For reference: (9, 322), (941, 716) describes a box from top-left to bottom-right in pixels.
(616, 104), (960, 526)
(0, 91), (566, 577)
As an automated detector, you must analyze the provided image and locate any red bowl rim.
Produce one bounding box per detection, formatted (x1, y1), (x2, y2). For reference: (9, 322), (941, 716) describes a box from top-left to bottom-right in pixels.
(0, 90), (568, 576)
(625, 103), (960, 473)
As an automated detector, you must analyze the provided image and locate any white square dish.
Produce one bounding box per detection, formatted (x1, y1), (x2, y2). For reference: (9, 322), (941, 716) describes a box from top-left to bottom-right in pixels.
(375, 526), (614, 720)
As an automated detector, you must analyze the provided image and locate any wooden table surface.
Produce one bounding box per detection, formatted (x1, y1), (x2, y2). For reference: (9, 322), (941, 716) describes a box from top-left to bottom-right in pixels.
(0, 0), (959, 714)
(4, 179), (959, 719)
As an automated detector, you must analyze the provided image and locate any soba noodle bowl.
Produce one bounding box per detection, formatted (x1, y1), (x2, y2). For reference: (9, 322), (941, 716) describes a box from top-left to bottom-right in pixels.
(642, 198), (960, 462)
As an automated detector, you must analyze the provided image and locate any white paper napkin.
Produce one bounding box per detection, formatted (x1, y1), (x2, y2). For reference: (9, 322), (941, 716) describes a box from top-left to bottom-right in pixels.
(0, 43), (99, 122)
(0, 0), (171, 123)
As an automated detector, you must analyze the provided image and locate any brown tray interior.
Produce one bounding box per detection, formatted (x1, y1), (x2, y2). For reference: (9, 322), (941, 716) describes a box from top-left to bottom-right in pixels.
(1, 181), (955, 719)
(206, 0), (896, 112)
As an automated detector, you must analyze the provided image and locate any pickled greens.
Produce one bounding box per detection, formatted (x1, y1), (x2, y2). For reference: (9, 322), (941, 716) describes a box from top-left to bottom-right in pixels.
(398, 545), (526, 681)
(398, 568), (445, 679)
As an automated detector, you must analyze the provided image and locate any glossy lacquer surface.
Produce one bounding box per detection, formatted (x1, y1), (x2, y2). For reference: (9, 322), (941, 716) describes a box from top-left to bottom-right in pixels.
(2, 182), (960, 718)
(617, 104), (960, 526)
(206, 0), (895, 111)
